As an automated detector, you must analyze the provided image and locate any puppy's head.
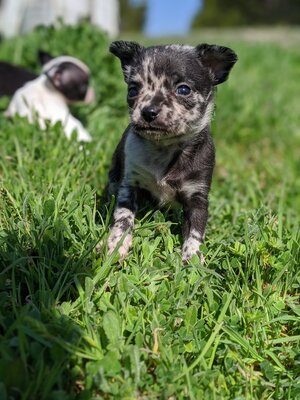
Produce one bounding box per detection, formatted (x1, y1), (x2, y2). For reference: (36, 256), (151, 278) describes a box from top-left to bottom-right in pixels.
(110, 41), (237, 141)
(42, 56), (94, 104)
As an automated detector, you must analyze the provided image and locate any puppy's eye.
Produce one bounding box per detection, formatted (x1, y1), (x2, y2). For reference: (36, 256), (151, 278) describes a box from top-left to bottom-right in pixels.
(176, 85), (191, 96)
(128, 86), (139, 98)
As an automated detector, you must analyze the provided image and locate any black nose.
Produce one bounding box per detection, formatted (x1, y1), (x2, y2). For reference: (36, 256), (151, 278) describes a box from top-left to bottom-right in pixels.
(141, 105), (160, 123)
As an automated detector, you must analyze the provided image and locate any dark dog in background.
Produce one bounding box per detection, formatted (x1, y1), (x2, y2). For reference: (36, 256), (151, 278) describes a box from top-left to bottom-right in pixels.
(106, 41), (237, 262)
(3, 51), (94, 142)
(0, 51), (52, 97)
(0, 62), (37, 96)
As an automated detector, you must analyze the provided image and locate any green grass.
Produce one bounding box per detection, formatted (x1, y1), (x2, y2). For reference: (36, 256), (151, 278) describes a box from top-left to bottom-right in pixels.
(0, 23), (300, 399)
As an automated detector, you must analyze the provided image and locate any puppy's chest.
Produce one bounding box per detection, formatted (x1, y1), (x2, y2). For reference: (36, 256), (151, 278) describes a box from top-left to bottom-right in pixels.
(124, 132), (178, 204)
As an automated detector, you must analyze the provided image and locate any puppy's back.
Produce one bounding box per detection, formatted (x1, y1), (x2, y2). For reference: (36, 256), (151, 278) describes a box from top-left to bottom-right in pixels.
(0, 62), (37, 97)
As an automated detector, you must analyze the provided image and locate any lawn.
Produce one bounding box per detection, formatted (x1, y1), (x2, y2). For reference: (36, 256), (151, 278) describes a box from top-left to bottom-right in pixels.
(0, 23), (299, 399)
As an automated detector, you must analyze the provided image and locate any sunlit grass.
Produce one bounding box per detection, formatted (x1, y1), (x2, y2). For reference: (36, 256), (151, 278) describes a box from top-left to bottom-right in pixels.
(0, 24), (299, 399)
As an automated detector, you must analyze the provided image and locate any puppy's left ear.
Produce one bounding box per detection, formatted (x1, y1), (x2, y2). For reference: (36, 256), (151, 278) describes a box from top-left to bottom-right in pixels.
(110, 41), (144, 81)
(38, 50), (54, 66)
(196, 44), (237, 85)
(46, 66), (63, 90)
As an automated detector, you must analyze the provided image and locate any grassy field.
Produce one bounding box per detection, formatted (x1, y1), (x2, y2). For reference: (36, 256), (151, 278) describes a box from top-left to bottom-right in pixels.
(0, 23), (299, 399)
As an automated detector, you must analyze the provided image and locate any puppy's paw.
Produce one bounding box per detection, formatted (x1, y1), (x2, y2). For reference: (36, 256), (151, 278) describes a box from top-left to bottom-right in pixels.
(182, 249), (205, 264)
(95, 240), (103, 254)
(182, 238), (205, 264)
(77, 129), (92, 142)
(107, 227), (132, 260)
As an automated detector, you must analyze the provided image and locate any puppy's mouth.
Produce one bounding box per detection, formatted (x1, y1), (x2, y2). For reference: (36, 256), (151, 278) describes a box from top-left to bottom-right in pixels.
(137, 125), (166, 133)
(133, 123), (193, 146)
(134, 124), (173, 138)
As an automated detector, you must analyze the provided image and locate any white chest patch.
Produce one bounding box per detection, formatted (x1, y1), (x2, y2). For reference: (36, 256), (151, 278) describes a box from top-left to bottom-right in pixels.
(124, 131), (178, 205)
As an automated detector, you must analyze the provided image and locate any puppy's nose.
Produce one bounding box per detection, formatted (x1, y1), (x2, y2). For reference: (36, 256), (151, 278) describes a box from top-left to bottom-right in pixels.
(141, 105), (160, 123)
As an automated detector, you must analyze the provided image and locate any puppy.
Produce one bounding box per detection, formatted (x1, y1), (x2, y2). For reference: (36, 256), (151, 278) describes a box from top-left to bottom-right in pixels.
(107, 41), (237, 262)
(5, 55), (94, 142)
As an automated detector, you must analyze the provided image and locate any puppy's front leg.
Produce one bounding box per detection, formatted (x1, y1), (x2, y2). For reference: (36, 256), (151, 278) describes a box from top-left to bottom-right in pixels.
(108, 182), (136, 259)
(64, 114), (92, 142)
(181, 192), (209, 263)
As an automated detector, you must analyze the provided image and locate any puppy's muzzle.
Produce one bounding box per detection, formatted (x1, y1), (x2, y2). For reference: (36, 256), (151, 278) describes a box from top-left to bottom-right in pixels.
(141, 105), (160, 123)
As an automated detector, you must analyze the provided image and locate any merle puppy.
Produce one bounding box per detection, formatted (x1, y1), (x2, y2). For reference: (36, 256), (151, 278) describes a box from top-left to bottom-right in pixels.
(107, 41), (237, 262)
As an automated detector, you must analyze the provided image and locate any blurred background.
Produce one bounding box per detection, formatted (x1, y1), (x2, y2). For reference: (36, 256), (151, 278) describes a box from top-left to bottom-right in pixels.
(0, 0), (300, 39)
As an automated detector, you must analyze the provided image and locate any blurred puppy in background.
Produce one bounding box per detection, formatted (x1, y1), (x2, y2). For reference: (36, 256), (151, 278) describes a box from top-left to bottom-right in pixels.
(5, 52), (94, 142)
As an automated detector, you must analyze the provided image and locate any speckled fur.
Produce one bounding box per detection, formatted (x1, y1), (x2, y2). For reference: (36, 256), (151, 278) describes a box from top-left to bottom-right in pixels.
(106, 41), (237, 261)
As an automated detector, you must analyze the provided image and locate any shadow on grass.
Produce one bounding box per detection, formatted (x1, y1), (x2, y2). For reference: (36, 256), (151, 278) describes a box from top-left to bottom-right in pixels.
(0, 229), (98, 400)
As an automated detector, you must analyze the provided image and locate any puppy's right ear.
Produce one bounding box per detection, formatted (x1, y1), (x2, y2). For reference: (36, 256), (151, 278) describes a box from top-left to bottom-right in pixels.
(38, 50), (54, 66)
(109, 41), (143, 81)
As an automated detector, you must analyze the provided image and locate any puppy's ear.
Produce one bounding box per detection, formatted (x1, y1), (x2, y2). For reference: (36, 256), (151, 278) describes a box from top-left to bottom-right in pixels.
(196, 44), (237, 85)
(46, 67), (62, 89)
(38, 50), (54, 66)
(109, 41), (143, 81)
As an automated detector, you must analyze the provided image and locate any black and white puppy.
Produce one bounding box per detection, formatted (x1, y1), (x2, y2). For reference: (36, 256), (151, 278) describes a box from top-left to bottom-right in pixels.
(107, 41), (237, 262)
(5, 55), (94, 142)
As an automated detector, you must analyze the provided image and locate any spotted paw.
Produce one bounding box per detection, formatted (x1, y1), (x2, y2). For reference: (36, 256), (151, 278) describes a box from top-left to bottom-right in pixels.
(108, 228), (132, 260)
(95, 241), (102, 254)
(182, 237), (205, 263)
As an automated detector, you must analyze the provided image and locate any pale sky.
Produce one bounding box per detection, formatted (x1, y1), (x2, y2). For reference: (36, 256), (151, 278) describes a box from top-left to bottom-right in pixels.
(132, 0), (202, 36)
